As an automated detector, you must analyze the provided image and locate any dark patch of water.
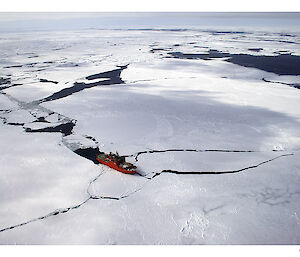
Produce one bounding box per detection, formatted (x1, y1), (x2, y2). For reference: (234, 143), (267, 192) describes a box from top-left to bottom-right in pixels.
(211, 31), (247, 35)
(85, 66), (126, 80)
(0, 77), (11, 85)
(40, 66), (128, 103)
(74, 147), (102, 164)
(7, 122), (24, 126)
(168, 50), (230, 60)
(167, 50), (300, 76)
(84, 135), (98, 143)
(35, 117), (50, 123)
(150, 48), (166, 52)
(274, 50), (291, 54)
(259, 38), (299, 45)
(228, 54), (300, 76)
(248, 48), (263, 52)
(280, 34), (295, 37)
(150, 48), (172, 53)
(4, 62), (38, 69)
(40, 78), (58, 84)
(26, 63), (38, 67)
(25, 121), (75, 136)
(4, 65), (23, 68)
(128, 28), (188, 32)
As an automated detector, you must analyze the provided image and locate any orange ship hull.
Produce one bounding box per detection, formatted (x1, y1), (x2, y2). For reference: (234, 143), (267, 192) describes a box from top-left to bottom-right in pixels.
(96, 153), (136, 174)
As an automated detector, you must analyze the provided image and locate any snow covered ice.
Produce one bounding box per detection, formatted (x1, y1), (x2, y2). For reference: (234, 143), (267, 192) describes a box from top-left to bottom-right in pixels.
(0, 26), (300, 244)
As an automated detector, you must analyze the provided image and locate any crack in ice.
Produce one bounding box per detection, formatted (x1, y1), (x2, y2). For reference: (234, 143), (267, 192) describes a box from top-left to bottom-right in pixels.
(142, 153), (294, 179)
(122, 148), (289, 162)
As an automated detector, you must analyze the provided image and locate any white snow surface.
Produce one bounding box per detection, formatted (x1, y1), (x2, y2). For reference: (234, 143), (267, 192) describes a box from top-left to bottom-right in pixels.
(0, 29), (300, 244)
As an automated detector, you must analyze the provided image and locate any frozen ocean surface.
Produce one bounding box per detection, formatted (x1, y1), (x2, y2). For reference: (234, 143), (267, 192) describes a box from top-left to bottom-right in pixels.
(0, 28), (300, 244)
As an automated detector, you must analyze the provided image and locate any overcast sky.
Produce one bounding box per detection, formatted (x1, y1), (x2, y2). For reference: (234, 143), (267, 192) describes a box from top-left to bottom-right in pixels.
(0, 12), (300, 32)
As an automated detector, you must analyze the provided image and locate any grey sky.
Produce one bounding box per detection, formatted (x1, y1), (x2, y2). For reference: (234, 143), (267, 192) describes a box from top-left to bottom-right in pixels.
(0, 12), (300, 32)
